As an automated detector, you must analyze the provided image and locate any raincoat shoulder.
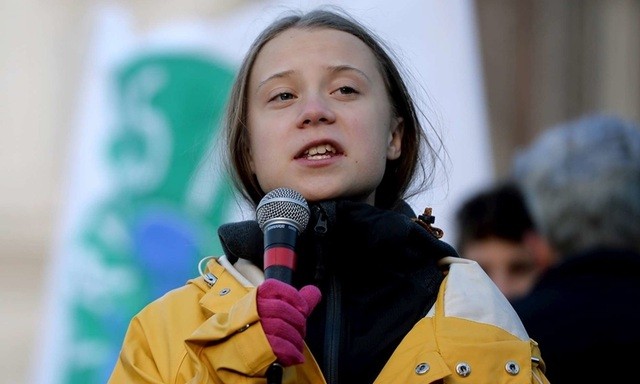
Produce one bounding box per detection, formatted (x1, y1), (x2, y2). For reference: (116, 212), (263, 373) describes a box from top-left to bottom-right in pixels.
(375, 256), (550, 384)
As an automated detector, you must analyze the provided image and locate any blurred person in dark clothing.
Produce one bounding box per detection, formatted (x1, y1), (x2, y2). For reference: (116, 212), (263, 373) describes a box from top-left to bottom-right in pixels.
(510, 113), (640, 383)
(455, 181), (549, 302)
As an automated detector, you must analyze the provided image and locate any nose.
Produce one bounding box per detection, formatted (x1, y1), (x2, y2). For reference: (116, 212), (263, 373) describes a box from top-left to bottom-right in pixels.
(297, 94), (336, 127)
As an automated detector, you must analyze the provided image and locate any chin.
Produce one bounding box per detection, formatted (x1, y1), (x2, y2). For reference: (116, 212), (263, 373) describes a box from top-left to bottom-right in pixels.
(302, 190), (374, 205)
(302, 192), (340, 203)
(296, 187), (341, 203)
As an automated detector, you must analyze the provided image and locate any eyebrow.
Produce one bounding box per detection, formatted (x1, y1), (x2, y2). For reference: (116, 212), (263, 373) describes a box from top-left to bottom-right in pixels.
(257, 70), (295, 91)
(256, 65), (372, 91)
(327, 64), (372, 82)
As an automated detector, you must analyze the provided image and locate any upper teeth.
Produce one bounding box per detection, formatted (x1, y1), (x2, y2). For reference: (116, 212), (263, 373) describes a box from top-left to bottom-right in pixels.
(306, 144), (336, 155)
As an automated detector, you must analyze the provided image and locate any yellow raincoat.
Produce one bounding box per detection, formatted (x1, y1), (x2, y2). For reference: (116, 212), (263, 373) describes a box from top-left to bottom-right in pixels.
(109, 256), (549, 383)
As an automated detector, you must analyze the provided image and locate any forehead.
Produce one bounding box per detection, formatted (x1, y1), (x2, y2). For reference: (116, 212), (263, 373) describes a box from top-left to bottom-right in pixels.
(250, 27), (381, 82)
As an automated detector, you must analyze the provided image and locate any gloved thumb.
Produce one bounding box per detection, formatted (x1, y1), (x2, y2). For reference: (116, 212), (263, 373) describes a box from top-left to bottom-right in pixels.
(298, 285), (322, 317)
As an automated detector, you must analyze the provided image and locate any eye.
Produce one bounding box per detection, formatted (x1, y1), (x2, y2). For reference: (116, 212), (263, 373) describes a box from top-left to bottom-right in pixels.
(336, 86), (358, 95)
(270, 92), (296, 102)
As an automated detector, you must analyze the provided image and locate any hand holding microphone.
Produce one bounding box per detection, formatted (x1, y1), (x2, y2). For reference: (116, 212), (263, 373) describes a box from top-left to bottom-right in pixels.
(255, 188), (322, 367)
(257, 279), (321, 366)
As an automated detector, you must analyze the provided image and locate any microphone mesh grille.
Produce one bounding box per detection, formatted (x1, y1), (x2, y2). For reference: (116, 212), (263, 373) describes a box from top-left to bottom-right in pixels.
(256, 188), (310, 232)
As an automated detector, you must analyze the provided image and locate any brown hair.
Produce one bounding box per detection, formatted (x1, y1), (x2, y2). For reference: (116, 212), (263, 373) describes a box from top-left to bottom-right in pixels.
(223, 7), (444, 209)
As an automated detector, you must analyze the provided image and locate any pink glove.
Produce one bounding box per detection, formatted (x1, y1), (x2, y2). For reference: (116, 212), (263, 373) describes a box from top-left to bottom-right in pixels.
(257, 278), (322, 366)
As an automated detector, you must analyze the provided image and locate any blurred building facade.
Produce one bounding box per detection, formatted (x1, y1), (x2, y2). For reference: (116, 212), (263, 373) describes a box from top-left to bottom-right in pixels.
(476, 0), (640, 175)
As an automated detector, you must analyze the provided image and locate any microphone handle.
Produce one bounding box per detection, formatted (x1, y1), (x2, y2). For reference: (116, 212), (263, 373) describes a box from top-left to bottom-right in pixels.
(263, 223), (298, 285)
(264, 264), (294, 284)
(263, 225), (298, 384)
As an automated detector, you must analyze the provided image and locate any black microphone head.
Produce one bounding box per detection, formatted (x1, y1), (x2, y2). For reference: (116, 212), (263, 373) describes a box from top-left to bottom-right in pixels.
(256, 188), (310, 233)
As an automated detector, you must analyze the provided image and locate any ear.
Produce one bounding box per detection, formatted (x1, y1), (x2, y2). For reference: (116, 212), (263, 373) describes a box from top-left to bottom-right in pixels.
(523, 231), (557, 271)
(387, 117), (403, 160)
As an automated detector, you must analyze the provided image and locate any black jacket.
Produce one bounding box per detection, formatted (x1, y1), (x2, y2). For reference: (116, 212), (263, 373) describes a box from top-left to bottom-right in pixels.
(218, 200), (458, 384)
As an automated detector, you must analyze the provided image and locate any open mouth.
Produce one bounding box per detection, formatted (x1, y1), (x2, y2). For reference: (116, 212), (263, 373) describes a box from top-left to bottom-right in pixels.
(298, 143), (339, 160)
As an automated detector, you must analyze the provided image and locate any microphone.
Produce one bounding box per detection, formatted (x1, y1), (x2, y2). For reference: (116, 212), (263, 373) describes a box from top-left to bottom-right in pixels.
(256, 188), (310, 284)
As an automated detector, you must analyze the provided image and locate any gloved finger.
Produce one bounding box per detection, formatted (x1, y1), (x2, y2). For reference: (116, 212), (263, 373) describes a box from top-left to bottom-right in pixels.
(259, 304), (306, 335)
(267, 336), (304, 366)
(299, 285), (322, 316)
(262, 318), (305, 350)
(259, 279), (299, 300)
(259, 279), (320, 316)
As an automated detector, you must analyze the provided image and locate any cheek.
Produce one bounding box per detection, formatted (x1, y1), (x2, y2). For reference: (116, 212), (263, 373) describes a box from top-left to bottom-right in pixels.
(247, 112), (282, 160)
(247, 131), (281, 179)
(248, 136), (267, 167)
(350, 112), (391, 147)
(246, 118), (267, 159)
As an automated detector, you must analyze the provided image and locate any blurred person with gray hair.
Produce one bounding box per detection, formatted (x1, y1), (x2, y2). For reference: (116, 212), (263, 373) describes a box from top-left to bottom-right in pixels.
(510, 113), (640, 383)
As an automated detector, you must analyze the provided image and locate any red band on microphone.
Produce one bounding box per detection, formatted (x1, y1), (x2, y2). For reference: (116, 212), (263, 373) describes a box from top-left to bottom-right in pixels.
(264, 247), (297, 270)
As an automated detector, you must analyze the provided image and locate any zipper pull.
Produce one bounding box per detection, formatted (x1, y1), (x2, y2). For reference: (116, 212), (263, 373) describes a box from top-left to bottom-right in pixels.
(313, 205), (328, 234)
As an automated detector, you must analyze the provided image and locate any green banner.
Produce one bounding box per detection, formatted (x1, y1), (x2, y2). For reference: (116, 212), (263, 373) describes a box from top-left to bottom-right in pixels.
(63, 53), (237, 383)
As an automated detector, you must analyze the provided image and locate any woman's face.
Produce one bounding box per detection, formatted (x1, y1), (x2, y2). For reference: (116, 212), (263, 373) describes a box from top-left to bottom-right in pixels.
(246, 27), (403, 204)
